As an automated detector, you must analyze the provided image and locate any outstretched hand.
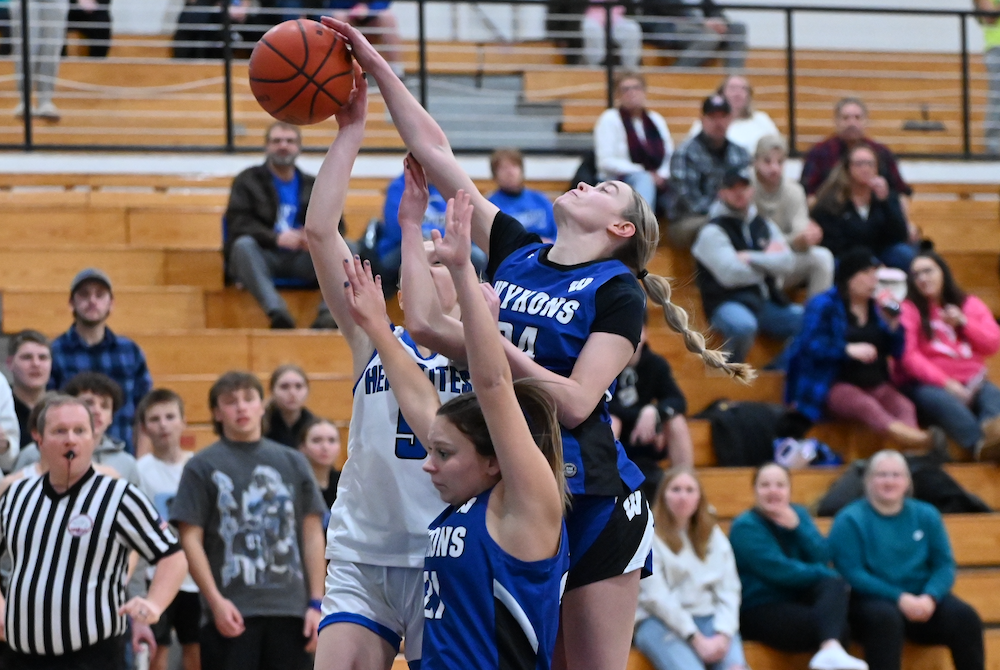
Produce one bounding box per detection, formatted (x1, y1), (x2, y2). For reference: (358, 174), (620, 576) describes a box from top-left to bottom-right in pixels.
(321, 16), (387, 74)
(399, 154), (430, 230)
(431, 190), (473, 271)
(342, 256), (389, 333)
(334, 61), (368, 129)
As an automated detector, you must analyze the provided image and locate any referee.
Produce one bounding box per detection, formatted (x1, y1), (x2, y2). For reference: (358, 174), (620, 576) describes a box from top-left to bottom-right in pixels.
(0, 395), (187, 669)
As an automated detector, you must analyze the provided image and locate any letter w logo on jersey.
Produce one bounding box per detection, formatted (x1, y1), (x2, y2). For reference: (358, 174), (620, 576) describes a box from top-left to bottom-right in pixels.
(622, 491), (644, 521)
(568, 277), (594, 293)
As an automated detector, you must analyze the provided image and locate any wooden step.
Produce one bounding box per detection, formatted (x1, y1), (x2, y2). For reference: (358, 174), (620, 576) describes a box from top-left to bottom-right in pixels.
(698, 463), (1000, 520)
(0, 247), (222, 290)
(1, 287), (206, 333)
(628, 627), (1000, 670)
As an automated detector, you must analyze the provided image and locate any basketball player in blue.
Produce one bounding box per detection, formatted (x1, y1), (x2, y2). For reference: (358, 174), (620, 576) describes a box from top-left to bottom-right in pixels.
(305, 65), (471, 670)
(342, 190), (569, 670)
(320, 19), (754, 670)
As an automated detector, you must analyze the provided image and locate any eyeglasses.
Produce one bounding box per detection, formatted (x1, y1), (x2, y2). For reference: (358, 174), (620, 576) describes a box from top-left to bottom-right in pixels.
(850, 159), (877, 167)
(619, 84), (644, 92)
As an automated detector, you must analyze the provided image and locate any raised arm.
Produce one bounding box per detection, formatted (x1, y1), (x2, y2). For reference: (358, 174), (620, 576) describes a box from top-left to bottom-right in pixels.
(304, 64), (374, 379)
(433, 191), (563, 559)
(398, 155), (467, 360)
(320, 17), (499, 252)
(342, 257), (440, 446)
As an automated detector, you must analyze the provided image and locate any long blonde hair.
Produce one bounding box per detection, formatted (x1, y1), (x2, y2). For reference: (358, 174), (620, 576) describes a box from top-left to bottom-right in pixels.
(613, 189), (755, 383)
(652, 467), (717, 560)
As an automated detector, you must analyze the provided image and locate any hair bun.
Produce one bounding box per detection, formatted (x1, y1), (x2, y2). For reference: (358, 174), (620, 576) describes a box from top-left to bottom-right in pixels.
(918, 239), (935, 252)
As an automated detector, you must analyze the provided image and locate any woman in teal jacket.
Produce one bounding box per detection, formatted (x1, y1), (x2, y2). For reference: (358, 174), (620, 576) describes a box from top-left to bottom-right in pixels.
(730, 463), (865, 670)
(829, 450), (983, 670)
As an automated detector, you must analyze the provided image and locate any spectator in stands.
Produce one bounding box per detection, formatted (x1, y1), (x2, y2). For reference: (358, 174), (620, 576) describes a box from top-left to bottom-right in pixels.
(264, 364), (315, 448)
(668, 95), (751, 248)
(581, 0), (642, 68)
(0, 375), (18, 474)
(785, 248), (945, 452)
(638, 0), (745, 67)
(487, 148), (557, 241)
(296, 416), (341, 511)
(376, 170), (487, 296)
(752, 134), (834, 298)
(50, 268), (153, 452)
(171, 371), (327, 670)
(172, 0), (252, 59)
(900, 248), (1000, 460)
(830, 450), (985, 670)
(800, 98), (913, 207)
(811, 144), (916, 271)
(979, 0), (1000, 155)
(634, 467), (748, 670)
(610, 318), (693, 498)
(135, 389), (202, 670)
(5, 329), (51, 449)
(594, 72), (674, 214)
(10, 0), (67, 119)
(730, 463), (867, 670)
(65, 0), (110, 57)
(691, 165), (803, 364)
(226, 121), (337, 330)
(688, 76), (780, 154)
(325, 1), (402, 76)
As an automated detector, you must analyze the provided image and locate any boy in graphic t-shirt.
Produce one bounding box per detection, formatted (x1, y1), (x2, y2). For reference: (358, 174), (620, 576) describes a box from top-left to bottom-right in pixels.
(136, 389), (201, 670)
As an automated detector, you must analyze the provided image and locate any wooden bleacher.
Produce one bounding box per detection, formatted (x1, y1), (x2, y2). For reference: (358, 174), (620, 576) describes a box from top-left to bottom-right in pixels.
(0, 43), (994, 153)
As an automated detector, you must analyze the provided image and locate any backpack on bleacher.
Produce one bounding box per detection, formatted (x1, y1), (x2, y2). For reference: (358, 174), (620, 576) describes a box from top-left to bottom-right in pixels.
(695, 399), (785, 467)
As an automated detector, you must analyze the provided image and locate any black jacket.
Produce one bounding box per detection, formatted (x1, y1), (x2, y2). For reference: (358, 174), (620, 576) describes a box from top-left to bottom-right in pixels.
(640, 0), (725, 19)
(811, 192), (909, 259)
(224, 163), (315, 261)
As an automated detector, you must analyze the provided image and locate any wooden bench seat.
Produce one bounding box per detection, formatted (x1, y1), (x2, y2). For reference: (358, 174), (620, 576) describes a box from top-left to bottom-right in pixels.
(699, 464), (1000, 520)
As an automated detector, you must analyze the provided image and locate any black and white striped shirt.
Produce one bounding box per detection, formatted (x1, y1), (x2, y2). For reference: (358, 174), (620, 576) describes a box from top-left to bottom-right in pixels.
(0, 468), (179, 656)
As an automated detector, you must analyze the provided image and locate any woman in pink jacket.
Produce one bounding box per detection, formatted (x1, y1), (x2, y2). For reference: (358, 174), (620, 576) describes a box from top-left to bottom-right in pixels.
(901, 248), (1000, 460)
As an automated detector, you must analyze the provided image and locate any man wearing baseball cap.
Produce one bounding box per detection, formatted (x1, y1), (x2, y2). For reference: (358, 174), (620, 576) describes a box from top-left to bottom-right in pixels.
(666, 94), (751, 247)
(691, 165), (803, 364)
(48, 268), (153, 454)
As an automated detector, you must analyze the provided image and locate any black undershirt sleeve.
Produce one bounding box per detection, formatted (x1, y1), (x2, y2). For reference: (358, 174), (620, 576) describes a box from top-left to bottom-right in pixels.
(487, 211), (541, 281)
(592, 277), (645, 349)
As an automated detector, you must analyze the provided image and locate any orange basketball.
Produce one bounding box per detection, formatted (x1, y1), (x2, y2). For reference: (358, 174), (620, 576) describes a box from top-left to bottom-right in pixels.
(248, 19), (354, 126)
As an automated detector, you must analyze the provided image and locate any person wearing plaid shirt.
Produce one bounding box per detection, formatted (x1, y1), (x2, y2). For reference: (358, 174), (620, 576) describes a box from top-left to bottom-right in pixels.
(48, 268), (152, 454)
(667, 95), (751, 248)
(799, 98), (913, 202)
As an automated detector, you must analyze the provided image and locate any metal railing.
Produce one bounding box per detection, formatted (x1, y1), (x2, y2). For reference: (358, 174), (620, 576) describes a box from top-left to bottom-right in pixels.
(0, 1), (998, 157)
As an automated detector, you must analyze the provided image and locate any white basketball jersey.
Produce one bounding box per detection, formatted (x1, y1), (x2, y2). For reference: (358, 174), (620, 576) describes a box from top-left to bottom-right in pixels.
(326, 327), (471, 568)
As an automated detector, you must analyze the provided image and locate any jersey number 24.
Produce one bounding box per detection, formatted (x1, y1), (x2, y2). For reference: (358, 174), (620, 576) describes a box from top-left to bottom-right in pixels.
(498, 321), (538, 359)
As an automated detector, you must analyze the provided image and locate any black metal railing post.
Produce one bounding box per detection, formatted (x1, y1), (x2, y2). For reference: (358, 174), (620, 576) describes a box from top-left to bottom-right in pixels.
(222, 2), (235, 152)
(959, 12), (971, 158)
(604, 3), (615, 110)
(418, 0), (428, 108)
(18, 0), (33, 150)
(784, 7), (796, 156)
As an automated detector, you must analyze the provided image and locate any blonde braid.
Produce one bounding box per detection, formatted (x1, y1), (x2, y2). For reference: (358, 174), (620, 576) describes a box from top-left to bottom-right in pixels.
(641, 273), (756, 384)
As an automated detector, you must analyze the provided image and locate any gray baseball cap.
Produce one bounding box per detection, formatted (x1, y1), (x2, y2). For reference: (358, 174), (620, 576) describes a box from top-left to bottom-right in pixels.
(70, 268), (113, 297)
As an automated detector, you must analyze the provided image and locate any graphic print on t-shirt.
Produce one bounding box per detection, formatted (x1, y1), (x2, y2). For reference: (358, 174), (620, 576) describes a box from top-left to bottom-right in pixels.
(212, 465), (302, 588)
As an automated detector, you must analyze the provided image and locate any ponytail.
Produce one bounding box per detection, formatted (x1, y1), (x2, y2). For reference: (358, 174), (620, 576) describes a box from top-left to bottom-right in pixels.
(640, 273), (756, 383)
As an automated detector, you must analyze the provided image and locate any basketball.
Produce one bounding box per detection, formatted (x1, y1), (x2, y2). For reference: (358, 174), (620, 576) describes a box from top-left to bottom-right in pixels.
(248, 19), (355, 126)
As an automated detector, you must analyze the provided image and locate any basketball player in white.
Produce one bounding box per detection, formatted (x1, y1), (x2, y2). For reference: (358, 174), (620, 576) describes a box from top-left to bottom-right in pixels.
(305, 65), (471, 670)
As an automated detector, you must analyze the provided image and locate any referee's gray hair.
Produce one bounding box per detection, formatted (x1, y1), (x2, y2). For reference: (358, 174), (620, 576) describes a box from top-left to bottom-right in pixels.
(863, 449), (912, 495)
(35, 394), (95, 436)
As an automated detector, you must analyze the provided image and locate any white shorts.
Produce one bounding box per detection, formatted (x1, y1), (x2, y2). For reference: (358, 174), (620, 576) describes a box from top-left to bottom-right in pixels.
(318, 559), (425, 663)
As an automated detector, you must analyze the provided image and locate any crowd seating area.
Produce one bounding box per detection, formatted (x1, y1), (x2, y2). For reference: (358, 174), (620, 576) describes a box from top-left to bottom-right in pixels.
(0, 37), (994, 154)
(2, 23), (1000, 669)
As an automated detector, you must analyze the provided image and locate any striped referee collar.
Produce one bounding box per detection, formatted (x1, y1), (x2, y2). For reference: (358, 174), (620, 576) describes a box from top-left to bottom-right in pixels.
(42, 466), (97, 500)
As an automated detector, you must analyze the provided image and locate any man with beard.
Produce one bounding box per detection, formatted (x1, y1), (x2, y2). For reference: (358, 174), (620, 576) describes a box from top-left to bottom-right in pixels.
(49, 269), (152, 454)
(799, 97), (913, 208)
(225, 121), (335, 330)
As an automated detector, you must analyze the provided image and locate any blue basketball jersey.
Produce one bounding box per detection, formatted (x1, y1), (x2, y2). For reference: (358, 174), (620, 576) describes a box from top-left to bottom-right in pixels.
(422, 488), (569, 670)
(492, 242), (645, 495)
